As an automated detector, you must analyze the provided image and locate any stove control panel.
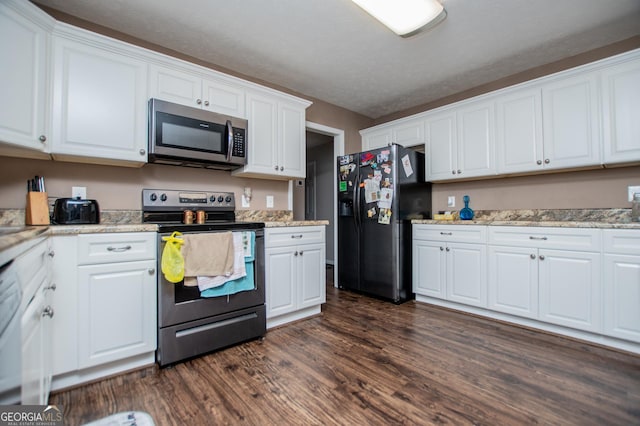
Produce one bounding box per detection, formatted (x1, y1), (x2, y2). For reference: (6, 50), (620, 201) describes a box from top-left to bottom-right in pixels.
(142, 189), (235, 211)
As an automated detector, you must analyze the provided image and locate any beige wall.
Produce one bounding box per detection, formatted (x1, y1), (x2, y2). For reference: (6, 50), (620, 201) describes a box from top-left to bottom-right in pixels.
(0, 157), (290, 210)
(431, 167), (640, 212)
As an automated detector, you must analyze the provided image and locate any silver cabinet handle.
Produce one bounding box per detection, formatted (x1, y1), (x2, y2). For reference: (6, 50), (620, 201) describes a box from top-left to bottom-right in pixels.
(45, 283), (57, 291)
(280, 166), (284, 171)
(42, 306), (54, 318)
(139, 149), (146, 156)
(530, 254), (536, 259)
(544, 159), (550, 164)
(291, 235), (303, 239)
(446, 247), (450, 252)
(48, 250), (55, 258)
(539, 255), (545, 260)
(452, 170), (456, 175)
(204, 100), (210, 106)
(529, 236), (548, 241)
(107, 245), (132, 252)
(536, 160), (542, 165)
(196, 99), (202, 105)
(294, 251), (299, 256)
(148, 268), (155, 275)
(274, 165), (279, 171)
(440, 247), (444, 251)
(457, 169), (461, 174)
(299, 251), (303, 256)
(440, 232), (452, 236)
(39, 135), (47, 142)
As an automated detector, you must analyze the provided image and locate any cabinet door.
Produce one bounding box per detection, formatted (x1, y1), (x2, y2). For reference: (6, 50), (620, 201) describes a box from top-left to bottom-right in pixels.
(243, 92), (278, 175)
(77, 260), (156, 368)
(362, 128), (392, 151)
(488, 245), (538, 318)
(446, 242), (487, 308)
(0, 4), (49, 154)
(265, 246), (297, 318)
(393, 118), (424, 148)
(298, 243), (326, 309)
(601, 58), (640, 164)
(538, 249), (601, 333)
(279, 102), (306, 178)
(412, 240), (445, 299)
(603, 254), (640, 343)
(496, 88), (544, 174)
(148, 63), (202, 108)
(202, 78), (245, 117)
(425, 110), (457, 181)
(50, 235), (78, 376)
(542, 73), (600, 170)
(51, 36), (148, 164)
(456, 99), (495, 179)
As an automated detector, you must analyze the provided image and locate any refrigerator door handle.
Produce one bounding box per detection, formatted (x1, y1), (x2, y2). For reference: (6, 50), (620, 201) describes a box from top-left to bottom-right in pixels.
(355, 172), (362, 228)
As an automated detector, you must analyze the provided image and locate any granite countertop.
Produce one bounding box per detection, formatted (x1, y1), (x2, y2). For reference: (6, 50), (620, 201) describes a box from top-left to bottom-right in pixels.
(412, 209), (640, 229)
(263, 220), (330, 227)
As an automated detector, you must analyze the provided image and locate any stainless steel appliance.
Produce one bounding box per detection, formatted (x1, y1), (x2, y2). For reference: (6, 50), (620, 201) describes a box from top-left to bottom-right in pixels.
(148, 98), (247, 170)
(142, 189), (265, 367)
(337, 144), (431, 303)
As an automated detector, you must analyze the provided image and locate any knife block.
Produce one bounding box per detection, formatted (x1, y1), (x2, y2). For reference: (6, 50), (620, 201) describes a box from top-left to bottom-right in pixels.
(26, 192), (50, 225)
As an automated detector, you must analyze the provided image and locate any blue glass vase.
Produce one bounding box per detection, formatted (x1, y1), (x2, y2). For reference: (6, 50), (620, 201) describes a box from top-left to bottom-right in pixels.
(460, 195), (474, 220)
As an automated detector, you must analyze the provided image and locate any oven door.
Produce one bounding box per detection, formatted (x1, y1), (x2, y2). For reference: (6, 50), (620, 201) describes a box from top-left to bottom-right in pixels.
(157, 229), (265, 329)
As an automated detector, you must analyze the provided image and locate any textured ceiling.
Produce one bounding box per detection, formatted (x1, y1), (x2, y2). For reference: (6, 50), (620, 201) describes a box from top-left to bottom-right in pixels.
(33, 0), (640, 119)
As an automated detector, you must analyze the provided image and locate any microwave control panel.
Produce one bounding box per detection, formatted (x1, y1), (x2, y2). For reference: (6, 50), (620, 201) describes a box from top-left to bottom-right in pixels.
(232, 128), (246, 157)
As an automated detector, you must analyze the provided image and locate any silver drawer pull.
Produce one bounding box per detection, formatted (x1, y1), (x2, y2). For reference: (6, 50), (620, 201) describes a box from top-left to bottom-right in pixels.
(291, 235), (303, 239)
(107, 245), (132, 252)
(529, 236), (548, 241)
(440, 232), (453, 236)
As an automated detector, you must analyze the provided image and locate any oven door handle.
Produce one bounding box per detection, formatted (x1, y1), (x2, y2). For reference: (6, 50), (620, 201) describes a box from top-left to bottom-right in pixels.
(225, 120), (233, 162)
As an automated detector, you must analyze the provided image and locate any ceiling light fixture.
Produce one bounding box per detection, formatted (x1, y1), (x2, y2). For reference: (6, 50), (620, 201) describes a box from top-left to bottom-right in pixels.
(352, 0), (446, 37)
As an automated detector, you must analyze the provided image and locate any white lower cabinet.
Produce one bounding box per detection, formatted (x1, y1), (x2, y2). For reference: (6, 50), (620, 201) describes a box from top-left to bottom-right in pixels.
(413, 225), (487, 308)
(14, 238), (54, 405)
(488, 227), (602, 333)
(265, 226), (326, 328)
(49, 232), (157, 390)
(603, 230), (640, 343)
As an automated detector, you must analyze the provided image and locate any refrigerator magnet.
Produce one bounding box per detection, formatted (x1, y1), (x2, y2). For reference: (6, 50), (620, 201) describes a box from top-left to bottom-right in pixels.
(367, 207), (376, 218)
(401, 154), (414, 177)
(339, 181), (348, 192)
(378, 208), (392, 224)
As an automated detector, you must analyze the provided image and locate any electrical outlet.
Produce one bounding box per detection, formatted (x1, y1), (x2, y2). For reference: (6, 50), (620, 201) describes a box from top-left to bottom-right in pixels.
(447, 196), (455, 208)
(266, 195), (274, 208)
(72, 186), (86, 199)
(628, 186), (640, 202)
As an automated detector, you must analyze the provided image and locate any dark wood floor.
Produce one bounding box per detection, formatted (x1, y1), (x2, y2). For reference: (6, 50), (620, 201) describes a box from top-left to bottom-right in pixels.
(52, 266), (640, 425)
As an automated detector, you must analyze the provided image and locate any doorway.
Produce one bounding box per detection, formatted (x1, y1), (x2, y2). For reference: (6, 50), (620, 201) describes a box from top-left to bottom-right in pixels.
(291, 122), (344, 287)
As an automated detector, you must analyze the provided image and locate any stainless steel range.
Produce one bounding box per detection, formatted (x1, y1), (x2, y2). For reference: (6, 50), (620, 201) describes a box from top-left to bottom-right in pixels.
(142, 189), (265, 367)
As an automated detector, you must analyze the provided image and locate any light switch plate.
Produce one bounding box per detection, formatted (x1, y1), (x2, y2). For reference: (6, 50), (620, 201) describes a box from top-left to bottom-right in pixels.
(447, 196), (455, 208)
(72, 186), (86, 199)
(266, 195), (274, 208)
(628, 186), (640, 202)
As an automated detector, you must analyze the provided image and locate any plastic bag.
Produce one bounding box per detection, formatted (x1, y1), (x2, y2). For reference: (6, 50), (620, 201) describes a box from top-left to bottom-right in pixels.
(161, 231), (185, 283)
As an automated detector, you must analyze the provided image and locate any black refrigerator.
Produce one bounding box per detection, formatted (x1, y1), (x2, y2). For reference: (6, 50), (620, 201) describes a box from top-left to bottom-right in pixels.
(337, 144), (432, 303)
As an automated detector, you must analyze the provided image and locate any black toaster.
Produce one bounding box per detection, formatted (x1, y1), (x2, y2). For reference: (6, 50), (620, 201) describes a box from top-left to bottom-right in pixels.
(52, 198), (100, 225)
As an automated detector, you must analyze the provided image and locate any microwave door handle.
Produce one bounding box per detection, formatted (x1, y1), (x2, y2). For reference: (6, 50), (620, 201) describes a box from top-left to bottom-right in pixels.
(225, 120), (233, 162)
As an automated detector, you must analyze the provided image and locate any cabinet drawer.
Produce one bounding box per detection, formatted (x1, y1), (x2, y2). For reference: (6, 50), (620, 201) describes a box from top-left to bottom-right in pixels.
(603, 229), (640, 254)
(489, 226), (601, 251)
(413, 225), (486, 243)
(265, 226), (325, 248)
(77, 233), (156, 265)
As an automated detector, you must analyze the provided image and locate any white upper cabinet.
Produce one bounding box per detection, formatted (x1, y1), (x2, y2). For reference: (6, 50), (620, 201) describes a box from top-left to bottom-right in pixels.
(455, 98), (495, 178)
(51, 26), (148, 166)
(541, 72), (601, 170)
(0, 1), (53, 159)
(425, 99), (495, 181)
(233, 91), (310, 180)
(361, 117), (425, 151)
(362, 128), (392, 151)
(496, 87), (544, 174)
(148, 63), (245, 118)
(425, 109), (457, 180)
(601, 56), (640, 165)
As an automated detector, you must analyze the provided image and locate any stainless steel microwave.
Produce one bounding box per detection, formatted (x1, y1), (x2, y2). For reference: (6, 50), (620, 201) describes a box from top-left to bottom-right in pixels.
(148, 98), (247, 170)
